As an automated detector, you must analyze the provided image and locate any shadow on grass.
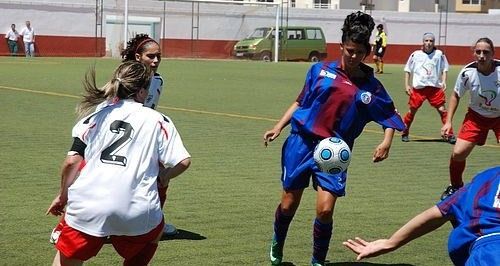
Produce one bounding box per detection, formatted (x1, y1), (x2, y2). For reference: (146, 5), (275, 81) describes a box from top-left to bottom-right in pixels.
(160, 229), (206, 241)
(411, 138), (447, 143)
(281, 262), (414, 266)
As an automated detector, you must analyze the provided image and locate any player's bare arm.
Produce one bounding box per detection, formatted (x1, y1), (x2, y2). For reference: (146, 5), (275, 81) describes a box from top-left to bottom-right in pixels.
(343, 206), (447, 261)
(372, 128), (394, 162)
(264, 101), (299, 146)
(158, 158), (191, 188)
(46, 153), (83, 216)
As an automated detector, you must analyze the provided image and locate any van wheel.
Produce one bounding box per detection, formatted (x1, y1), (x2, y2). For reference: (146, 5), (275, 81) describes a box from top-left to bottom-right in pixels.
(309, 52), (320, 62)
(260, 51), (272, 62)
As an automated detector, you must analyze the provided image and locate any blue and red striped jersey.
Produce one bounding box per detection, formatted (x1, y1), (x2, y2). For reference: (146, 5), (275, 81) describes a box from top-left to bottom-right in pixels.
(290, 61), (405, 148)
(437, 166), (500, 265)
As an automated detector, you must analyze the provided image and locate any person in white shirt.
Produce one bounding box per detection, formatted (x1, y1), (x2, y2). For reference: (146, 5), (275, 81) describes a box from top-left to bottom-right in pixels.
(401, 32), (455, 143)
(46, 61), (191, 266)
(440, 37), (500, 200)
(5, 24), (19, 56)
(19, 20), (35, 57)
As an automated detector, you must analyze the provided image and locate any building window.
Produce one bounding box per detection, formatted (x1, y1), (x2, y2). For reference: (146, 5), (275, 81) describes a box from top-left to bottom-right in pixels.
(314, 0), (330, 9)
(462, 0), (481, 4)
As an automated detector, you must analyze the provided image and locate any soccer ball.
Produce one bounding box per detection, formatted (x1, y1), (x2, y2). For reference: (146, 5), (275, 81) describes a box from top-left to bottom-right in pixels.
(313, 137), (351, 174)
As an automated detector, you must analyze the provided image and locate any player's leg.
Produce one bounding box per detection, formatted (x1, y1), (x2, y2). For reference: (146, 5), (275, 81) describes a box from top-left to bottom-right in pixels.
(402, 89), (424, 142)
(311, 187), (337, 266)
(115, 220), (164, 266)
(270, 133), (313, 265)
(157, 174), (178, 237)
(52, 251), (83, 266)
(53, 220), (104, 266)
(372, 55), (380, 73)
(449, 138), (475, 187)
(441, 111), (485, 199)
(271, 189), (305, 265)
(379, 56), (384, 74)
(428, 88), (455, 143)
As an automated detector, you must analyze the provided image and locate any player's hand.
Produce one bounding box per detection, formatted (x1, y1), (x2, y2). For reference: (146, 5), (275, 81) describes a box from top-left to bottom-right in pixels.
(263, 128), (281, 147)
(405, 85), (413, 96)
(343, 237), (394, 261)
(441, 122), (452, 139)
(46, 194), (67, 216)
(372, 142), (390, 162)
(377, 47), (383, 54)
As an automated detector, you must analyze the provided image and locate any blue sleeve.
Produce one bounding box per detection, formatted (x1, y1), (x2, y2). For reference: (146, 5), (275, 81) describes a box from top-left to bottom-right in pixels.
(296, 64), (317, 105)
(367, 79), (406, 131)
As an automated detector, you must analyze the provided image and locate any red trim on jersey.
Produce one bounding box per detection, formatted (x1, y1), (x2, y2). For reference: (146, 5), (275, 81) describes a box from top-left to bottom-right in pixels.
(81, 123), (96, 142)
(158, 121), (169, 140)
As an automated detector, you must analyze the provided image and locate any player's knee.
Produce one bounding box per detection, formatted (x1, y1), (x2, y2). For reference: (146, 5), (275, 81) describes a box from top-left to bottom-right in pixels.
(316, 209), (334, 221)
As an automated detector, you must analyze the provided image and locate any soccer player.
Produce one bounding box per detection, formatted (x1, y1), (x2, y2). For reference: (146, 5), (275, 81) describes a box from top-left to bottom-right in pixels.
(49, 34), (178, 243)
(46, 61), (191, 266)
(263, 12), (405, 266)
(343, 166), (500, 266)
(440, 37), (500, 199)
(372, 24), (386, 74)
(401, 32), (455, 143)
(120, 34), (179, 236)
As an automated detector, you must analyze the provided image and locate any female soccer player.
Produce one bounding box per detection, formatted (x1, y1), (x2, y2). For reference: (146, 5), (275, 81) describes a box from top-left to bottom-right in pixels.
(121, 33), (179, 236)
(47, 61), (191, 266)
(440, 37), (500, 199)
(401, 32), (455, 143)
(49, 34), (177, 243)
(344, 166), (500, 266)
(263, 11), (405, 266)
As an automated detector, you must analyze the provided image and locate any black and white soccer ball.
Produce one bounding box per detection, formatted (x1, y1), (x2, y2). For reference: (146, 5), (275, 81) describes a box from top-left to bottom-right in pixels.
(313, 137), (351, 174)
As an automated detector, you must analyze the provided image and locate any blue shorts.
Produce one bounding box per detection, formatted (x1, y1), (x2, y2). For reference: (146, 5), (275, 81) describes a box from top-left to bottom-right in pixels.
(466, 233), (500, 266)
(280, 133), (347, 197)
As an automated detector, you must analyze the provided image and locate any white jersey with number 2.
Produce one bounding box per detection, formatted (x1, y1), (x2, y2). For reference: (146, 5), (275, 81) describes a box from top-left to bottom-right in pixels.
(65, 99), (190, 237)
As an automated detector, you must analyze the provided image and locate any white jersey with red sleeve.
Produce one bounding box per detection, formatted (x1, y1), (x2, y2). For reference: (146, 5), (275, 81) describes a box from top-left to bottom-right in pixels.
(65, 99), (190, 237)
(143, 73), (163, 109)
(454, 60), (500, 118)
(404, 49), (449, 89)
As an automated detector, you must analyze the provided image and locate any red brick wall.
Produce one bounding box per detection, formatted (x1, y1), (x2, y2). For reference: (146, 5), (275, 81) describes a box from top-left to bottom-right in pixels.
(0, 35), (105, 57)
(2, 36), (499, 66)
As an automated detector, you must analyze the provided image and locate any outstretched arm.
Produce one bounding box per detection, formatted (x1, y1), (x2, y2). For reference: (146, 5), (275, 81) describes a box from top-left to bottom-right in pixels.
(263, 101), (299, 146)
(343, 206), (448, 261)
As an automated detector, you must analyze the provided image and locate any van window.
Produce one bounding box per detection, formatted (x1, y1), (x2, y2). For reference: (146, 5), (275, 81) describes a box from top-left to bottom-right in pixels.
(249, 28), (270, 39)
(287, 29), (305, 40)
(306, 29), (323, 40)
(271, 29), (283, 39)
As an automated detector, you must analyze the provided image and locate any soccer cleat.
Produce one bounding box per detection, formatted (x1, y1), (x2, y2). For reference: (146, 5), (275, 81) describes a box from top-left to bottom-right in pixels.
(447, 135), (457, 145)
(163, 223), (178, 236)
(270, 239), (283, 265)
(401, 135), (410, 142)
(311, 258), (325, 266)
(440, 185), (459, 200)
